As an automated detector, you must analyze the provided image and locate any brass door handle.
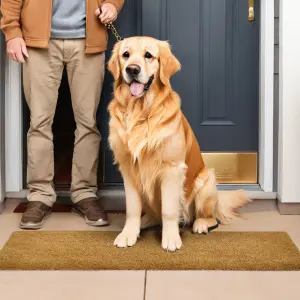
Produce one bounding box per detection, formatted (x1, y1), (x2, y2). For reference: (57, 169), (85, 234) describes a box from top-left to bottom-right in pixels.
(248, 0), (255, 21)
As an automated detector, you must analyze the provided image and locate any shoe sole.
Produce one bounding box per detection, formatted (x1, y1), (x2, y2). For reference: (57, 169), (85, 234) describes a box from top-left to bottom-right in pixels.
(72, 208), (109, 227)
(19, 213), (51, 230)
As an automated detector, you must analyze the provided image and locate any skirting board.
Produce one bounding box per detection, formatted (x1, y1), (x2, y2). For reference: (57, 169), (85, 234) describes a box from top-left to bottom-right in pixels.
(6, 188), (277, 212)
(277, 200), (300, 215)
(0, 200), (4, 214)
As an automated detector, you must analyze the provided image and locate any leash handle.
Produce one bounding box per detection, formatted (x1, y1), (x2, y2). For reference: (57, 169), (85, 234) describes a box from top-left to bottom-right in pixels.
(105, 23), (123, 42)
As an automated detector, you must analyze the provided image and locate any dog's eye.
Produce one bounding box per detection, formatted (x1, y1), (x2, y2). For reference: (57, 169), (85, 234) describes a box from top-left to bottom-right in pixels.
(123, 51), (130, 59)
(145, 51), (153, 59)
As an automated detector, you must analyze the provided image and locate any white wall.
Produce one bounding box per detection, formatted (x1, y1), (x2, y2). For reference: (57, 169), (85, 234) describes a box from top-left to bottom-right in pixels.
(277, 0), (300, 203)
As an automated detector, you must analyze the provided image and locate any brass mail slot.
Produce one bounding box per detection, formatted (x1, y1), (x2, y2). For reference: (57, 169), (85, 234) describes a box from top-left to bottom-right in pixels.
(202, 152), (258, 184)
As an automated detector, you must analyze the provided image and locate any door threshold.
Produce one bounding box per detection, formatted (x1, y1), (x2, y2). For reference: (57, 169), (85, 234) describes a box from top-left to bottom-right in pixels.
(6, 185), (276, 201)
(217, 184), (262, 191)
(5, 187), (276, 212)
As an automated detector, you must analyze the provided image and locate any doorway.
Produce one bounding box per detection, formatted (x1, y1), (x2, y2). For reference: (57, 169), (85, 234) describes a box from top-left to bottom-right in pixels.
(22, 0), (260, 189)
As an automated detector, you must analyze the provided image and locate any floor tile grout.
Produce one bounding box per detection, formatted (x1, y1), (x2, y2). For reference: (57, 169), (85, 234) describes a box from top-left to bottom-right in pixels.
(143, 270), (147, 300)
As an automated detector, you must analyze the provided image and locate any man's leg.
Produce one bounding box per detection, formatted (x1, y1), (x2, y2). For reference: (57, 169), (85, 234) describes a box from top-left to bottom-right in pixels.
(65, 39), (108, 226)
(21, 40), (64, 229)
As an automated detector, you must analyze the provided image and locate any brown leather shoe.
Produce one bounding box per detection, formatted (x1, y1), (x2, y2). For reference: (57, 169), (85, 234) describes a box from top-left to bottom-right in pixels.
(72, 197), (109, 226)
(20, 201), (52, 230)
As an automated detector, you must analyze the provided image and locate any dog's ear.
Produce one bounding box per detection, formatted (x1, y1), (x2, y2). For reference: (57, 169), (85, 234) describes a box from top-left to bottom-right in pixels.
(108, 41), (122, 80)
(159, 41), (181, 85)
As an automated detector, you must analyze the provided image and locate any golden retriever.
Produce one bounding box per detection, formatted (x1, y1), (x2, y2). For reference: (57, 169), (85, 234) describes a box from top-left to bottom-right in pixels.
(107, 36), (250, 252)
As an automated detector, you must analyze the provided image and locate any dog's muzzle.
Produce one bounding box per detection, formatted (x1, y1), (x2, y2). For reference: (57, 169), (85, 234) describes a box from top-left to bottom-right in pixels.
(128, 75), (154, 97)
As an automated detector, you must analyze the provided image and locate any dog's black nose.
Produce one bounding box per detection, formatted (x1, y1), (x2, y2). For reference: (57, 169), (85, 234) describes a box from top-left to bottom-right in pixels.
(126, 64), (141, 76)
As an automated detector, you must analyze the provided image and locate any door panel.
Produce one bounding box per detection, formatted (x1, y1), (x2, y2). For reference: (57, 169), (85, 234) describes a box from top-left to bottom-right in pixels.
(99, 0), (260, 184)
(143, 0), (259, 151)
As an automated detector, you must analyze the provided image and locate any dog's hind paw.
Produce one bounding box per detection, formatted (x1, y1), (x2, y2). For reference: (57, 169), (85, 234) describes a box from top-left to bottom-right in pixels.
(193, 218), (218, 234)
(114, 228), (140, 248)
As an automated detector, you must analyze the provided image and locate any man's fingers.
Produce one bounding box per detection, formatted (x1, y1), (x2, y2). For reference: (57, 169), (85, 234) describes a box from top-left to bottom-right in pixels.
(108, 13), (115, 20)
(9, 52), (17, 61)
(95, 8), (100, 16)
(99, 7), (108, 19)
(15, 50), (25, 63)
(102, 18), (112, 24)
(102, 13), (116, 24)
(101, 16), (111, 24)
(100, 12), (109, 22)
(21, 44), (29, 58)
(7, 49), (17, 61)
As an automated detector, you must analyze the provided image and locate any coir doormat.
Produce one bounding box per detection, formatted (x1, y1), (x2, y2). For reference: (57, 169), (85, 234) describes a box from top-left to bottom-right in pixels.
(0, 231), (299, 271)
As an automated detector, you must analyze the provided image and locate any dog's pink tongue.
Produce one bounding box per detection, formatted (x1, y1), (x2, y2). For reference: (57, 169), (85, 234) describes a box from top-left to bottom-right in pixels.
(130, 82), (145, 97)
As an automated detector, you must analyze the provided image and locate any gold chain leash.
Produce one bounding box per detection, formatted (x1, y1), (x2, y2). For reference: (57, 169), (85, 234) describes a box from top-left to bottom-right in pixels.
(105, 23), (123, 42)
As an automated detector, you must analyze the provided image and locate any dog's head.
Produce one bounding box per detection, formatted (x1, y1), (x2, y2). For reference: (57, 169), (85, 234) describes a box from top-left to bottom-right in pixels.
(108, 37), (181, 98)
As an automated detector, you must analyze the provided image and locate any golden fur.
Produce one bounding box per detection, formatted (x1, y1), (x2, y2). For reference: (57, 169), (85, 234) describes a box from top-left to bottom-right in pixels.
(107, 37), (250, 251)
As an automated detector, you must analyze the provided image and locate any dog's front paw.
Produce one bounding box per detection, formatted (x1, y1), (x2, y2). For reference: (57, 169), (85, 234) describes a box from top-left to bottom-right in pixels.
(162, 229), (182, 252)
(114, 228), (140, 248)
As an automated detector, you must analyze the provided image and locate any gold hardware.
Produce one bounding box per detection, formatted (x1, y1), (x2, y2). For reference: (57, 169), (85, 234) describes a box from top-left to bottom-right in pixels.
(248, 0), (255, 21)
(105, 23), (123, 42)
(202, 152), (258, 184)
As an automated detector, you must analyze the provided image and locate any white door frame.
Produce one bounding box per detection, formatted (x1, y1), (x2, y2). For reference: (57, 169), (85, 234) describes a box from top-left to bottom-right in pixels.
(259, 0), (274, 193)
(0, 33), (6, 210)
(3, 0), (275, 195)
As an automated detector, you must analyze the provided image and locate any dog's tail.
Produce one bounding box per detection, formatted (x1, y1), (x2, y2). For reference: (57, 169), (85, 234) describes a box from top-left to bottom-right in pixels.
(216, 189), (251, 224)
(192, 169), (251, 225)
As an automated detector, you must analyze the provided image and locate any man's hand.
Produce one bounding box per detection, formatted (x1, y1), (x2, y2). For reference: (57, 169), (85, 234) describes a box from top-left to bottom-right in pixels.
(6, 37), (28, 63)
(95, 3), (118, 24)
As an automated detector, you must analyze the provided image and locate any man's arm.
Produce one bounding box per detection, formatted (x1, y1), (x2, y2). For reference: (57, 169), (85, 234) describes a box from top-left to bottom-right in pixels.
(102, 0), (125, 13)
(0, 0), (23, 41)
(1, 0), (28, 63)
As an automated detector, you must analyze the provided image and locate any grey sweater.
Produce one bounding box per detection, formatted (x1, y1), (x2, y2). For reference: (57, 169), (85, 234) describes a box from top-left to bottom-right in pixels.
(51, 0), (86, 39)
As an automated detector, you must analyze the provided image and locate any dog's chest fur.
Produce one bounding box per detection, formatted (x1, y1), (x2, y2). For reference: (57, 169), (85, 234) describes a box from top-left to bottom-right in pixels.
(121, 109), (181, 161)
(117, 111), (184, 201)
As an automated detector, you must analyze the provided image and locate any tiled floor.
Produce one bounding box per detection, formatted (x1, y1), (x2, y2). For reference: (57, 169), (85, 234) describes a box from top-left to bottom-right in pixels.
(0, 199), (300, 300)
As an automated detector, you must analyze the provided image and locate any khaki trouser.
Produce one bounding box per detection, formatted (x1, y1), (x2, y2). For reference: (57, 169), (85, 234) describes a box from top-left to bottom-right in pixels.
(23, 39), (105, 206)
